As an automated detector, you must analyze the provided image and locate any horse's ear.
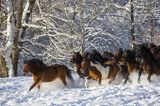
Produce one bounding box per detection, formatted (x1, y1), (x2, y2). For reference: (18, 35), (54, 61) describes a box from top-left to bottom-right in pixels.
(77, 50), (82, 55)
(23, 58), (28, 64)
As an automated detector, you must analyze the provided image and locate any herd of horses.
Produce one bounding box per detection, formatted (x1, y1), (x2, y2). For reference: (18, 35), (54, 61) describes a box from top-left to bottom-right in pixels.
(22, 43), (160, 91)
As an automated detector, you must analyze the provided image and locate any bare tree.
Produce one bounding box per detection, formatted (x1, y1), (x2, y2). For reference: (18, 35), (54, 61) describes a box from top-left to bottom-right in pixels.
(5, 0), (16, 77)
(11, 0), (36, 77)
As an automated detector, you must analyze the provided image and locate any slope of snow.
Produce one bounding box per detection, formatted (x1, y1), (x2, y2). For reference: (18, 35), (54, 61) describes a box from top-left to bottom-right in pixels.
(1, 72), (160, 106)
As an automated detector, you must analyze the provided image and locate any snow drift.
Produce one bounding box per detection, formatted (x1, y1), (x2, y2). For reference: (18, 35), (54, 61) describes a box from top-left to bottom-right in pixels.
(1, 72), (160, 106)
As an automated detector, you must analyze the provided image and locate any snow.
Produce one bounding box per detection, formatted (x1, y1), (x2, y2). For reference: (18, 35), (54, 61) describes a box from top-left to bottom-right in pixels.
(1, 72), (160, 106)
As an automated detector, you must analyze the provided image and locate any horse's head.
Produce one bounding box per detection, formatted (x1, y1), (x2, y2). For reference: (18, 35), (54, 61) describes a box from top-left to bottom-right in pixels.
(22, 58), (46, 76)
(133, 44), (143, 62)
(118, 53), (126, 64)
(114, 48), (124, 63)
(81, 58), (91, 71)
(70, 52), (82, 64)
(22, 62), (30, 76)
(134, 43), (154, 62)
(124, 50), (135, 62)
(148, 43), (157, 56)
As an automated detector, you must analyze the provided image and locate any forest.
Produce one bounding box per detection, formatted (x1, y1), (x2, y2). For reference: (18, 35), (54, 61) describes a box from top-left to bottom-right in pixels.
(0, 0), (160, 77)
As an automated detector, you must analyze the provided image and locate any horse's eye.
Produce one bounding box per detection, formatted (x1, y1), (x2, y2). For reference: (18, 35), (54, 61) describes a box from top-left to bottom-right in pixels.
(136, 58), (141, 62)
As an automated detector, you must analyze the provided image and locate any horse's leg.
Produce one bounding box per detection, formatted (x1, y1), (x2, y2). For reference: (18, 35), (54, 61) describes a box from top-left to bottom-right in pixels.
(98, 77), (102, 85)
(59, 76), (67, 86)
(147, 69), (153, 83)
(108, 68), (119, 84)
(123, 73), (129, 84)
(107, 67), (112, 79)
(108, 77), (115, 84)
(138, 67), (143, 83)
(37, 84), (41, 91)
(28, 78), (40, 91)
(85, 77), (89, 88)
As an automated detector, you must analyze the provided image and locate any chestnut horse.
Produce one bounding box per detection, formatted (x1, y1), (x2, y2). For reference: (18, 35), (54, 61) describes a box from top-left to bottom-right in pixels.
(22, 58), (74, 91)
(81, 57), (102, 88)
(70, 52), (102, 87)
(86, 50), (111, 78)
(104, 60), (129, 84)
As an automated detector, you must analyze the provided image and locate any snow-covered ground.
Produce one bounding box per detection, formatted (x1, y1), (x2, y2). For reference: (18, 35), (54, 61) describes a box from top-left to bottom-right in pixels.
(1, 72), (160, 106)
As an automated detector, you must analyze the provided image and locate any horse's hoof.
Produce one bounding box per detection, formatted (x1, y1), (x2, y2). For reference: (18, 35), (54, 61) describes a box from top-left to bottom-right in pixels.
(85, 86), (89, 88)
(148, 80), (153, 83)
(108, 81), (112, 84)
(123, 82), (127, 85)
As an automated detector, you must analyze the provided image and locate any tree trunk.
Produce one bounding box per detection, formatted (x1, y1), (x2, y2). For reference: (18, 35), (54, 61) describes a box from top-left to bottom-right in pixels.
(21, 0), (36, 41)
(12, 0), (23, 77)
(0, 54), (8, 77)
(80, 0), (85, 53)
(130, 0), (135, 49)
(5, 0), (15, 77)
(0, 0), (1, 29)
(12, 0), (36, 76)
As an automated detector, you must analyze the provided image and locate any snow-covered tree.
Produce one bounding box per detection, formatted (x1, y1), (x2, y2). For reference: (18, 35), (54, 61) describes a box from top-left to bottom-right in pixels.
(5, 0), (15, 77)
(0, 0), (160, 77)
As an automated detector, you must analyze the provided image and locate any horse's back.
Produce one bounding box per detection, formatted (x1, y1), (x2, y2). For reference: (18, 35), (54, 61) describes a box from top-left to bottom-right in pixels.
(46, 64), (67, 73)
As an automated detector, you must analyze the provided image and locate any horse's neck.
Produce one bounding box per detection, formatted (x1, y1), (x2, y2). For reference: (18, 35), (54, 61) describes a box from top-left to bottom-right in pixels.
(98, 57), (107, 64)
(127, 62), (134, 73)
(84, 61), (91, 67)
(75, 64), (81, 71)
(142, 52), (154, 64)
(30, 69), (38, 75)
(30, 66), (44, 75)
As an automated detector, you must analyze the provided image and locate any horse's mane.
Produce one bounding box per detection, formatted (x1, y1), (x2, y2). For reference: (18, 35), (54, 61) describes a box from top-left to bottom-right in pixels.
(24, 58), (47, 70)
(71, 52), (82, 64)
(86, 50), (109, 67)
(114, 48), (124, 62)
(125, 49), (135, 62)
(140, 44), (155, 63)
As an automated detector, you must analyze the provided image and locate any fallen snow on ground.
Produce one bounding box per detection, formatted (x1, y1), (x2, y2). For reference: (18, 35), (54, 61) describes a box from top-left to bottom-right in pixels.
(1, 72), (160, 106)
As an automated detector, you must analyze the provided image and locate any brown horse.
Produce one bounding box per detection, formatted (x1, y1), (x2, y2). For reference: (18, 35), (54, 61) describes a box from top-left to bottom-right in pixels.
(70, 52), (84, 78)
(22, 58), (74, 91)
(81, 58), (102, 87)
(104, 60), (129, 84)
(121, 49), (139, 74)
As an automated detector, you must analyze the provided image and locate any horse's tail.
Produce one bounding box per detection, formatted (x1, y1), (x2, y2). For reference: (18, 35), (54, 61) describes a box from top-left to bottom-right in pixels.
(65, 66), (74, 82)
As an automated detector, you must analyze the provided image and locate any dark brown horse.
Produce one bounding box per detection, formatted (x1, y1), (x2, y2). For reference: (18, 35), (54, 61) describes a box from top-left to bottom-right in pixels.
(134, 44), (160, 83)
(121, 49), (139, 74)
(87, 50), (110, 67)
(148, 43), (160, 62)
(70, 52), (84, 78)
(22, 58), (74, 91)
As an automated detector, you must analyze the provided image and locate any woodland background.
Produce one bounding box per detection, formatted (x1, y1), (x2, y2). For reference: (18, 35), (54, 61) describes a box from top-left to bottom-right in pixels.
(0, 0), (160, 77)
